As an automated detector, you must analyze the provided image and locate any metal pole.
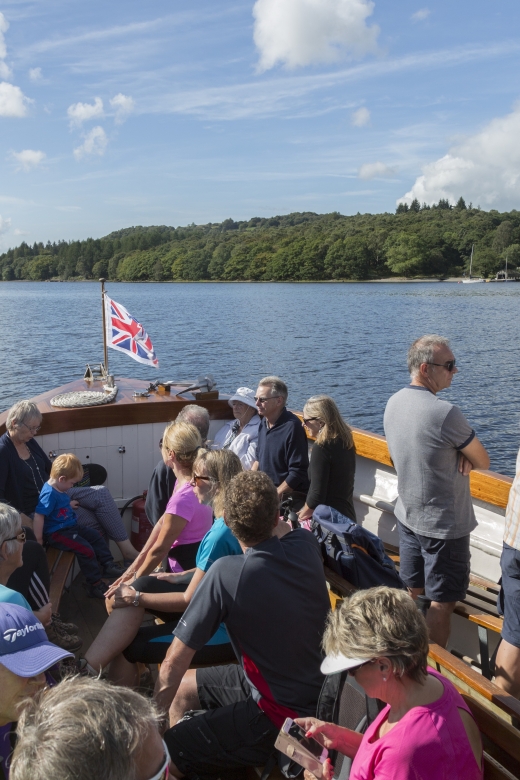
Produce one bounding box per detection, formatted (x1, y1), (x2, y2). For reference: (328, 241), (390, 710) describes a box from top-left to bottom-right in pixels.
(100, 278), (109, 375)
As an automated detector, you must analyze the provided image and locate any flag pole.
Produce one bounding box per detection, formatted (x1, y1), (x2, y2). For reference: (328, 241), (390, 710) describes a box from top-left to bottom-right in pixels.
(100, 278), (109, 376)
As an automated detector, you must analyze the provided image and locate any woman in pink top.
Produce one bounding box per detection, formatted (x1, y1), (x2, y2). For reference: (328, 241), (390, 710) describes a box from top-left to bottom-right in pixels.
(296, 587), (483, 780)
(106, 421), (212, 601)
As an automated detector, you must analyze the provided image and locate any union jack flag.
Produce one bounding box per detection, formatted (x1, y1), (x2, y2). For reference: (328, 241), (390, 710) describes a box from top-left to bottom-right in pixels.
(104, 295), (159, 368)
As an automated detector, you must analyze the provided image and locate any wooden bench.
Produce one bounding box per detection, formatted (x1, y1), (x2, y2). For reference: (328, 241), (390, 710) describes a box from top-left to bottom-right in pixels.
(383, 543), (504, 680)
(429, 643), (520, 778)
(46, 547), (75, 611)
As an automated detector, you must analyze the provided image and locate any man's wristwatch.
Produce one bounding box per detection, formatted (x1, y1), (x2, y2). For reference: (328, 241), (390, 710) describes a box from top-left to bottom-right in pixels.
(132, 589), (140, 607)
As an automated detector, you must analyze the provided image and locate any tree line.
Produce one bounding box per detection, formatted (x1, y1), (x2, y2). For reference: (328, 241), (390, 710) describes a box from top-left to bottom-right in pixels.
(1, 199), (520, 282)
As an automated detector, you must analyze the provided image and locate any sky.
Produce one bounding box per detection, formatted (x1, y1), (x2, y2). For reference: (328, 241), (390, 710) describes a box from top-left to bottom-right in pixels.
(0, 0), (520, 250)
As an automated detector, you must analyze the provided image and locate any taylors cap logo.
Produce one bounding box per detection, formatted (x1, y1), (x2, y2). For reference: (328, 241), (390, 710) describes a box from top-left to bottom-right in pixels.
(3, 622), (44, 643)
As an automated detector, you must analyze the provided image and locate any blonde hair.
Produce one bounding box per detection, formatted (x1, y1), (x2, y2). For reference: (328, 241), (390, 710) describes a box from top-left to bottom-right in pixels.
(303, 395), (354, 449)
(6, 401), (42, 432)
(193, 449), (242, 517)
(50, 454), (83, 481)
(324, 587), (428, 684)
(162, 421), (201, 468)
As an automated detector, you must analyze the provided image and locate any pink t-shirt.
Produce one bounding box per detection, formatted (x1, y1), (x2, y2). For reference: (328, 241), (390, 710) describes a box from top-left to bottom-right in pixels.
(165, 481), (212, 568)
(350, 669), (482, 780)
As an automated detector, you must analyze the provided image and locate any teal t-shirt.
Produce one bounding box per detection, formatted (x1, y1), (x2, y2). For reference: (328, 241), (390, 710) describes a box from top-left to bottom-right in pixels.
(195, 516), (242, 571)
(0, 583), (31, 611)
(196, 516), (242, 645)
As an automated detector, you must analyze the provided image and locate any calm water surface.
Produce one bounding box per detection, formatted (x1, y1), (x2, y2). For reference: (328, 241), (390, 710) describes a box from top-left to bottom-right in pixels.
(1, 281), (519, 476)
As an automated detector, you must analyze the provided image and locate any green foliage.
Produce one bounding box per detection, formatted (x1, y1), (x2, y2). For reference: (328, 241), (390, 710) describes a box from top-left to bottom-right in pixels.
(2, 207), (520, 282)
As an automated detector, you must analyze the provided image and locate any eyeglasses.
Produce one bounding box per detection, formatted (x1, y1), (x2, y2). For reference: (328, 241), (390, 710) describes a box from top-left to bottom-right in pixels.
(147, 741), (170, 780)
(303, 417), (318, 426)
(348, 659), (375, 676)
(4, 531), (26, 544)
(191, 473), (215, 486)
(427, 359), (456, 372)
(254, 395), (281, 404)
(21, 422), (41, 433)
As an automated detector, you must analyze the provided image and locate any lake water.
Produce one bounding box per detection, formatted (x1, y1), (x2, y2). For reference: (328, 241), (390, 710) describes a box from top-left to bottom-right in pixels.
(1, 280), (519, 476)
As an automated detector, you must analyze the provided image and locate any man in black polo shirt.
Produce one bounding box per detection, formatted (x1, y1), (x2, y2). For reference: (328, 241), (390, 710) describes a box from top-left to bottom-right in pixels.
(154, 471), (330, 780)
(252, 375), (309, 508)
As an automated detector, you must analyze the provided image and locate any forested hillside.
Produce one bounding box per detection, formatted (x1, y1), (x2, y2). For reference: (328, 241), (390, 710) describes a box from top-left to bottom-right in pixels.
(1, 199), (520, 282)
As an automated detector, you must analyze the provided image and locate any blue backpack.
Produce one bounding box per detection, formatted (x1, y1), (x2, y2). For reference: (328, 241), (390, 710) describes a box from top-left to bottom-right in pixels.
(311, 505), (405, 591)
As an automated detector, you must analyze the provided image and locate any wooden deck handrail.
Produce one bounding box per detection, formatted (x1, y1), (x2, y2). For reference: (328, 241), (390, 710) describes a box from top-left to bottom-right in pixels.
(428, 642), (520, 723)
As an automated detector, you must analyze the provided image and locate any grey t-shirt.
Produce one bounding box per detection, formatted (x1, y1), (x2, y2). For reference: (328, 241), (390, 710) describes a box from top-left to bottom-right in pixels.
(383, 386), (476, 539)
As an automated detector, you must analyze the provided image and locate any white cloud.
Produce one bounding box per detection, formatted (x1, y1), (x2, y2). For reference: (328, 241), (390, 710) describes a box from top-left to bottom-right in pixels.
(0, 13), (12, 80)
(399, 103), (520, 209)
(67, 97), (104, 127)
(29, 67), (42, 82)
(73, 126), (108, 160)
(10, 149), (46, 171)
(110, 93), (135, 124)
(253, 0), (379, 71)
(359, 161), (396, 179)
(13, 228), (28, 236)
(411, 8), (430, 22)
(352, 106), (370, 126)
(0, 82), (31, 117)
(0, 215), (12, 235)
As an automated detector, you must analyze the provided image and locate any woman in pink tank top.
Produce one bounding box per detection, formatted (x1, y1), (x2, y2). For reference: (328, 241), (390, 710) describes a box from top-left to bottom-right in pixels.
(296, 587), (483, 780)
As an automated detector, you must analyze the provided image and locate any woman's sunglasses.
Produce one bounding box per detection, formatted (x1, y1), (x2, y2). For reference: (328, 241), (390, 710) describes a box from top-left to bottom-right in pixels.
(4, 530), (26, 544)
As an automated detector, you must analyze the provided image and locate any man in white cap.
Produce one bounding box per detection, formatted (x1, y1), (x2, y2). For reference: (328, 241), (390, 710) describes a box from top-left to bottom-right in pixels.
(212, 387), (261, 469)
(0, 603), (73, 780)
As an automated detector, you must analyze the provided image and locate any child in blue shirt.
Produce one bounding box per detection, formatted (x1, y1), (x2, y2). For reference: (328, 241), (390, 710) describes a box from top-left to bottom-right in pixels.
(34, 454), (124, 599)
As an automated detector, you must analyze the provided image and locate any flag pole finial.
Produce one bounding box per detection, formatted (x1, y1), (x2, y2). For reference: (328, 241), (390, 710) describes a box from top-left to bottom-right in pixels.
(100, 278), (109, 376)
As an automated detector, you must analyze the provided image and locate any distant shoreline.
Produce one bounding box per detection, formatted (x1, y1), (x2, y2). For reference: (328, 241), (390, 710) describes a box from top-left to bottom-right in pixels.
(1, 277), (467, 284)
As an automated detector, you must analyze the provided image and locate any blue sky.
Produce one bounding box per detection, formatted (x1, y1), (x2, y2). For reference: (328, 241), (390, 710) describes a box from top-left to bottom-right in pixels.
(0, 0), (520, 250)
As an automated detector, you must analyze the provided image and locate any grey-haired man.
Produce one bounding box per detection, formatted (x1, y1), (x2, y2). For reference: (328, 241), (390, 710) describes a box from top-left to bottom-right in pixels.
(384, 335), (489, 647)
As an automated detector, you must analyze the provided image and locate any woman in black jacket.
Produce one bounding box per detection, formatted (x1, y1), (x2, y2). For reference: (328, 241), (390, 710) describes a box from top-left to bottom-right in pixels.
(0, 400), (138, 561)
(298, 395), (356, 523)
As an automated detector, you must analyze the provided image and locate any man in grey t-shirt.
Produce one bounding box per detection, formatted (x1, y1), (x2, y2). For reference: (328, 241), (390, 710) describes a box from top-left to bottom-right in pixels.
(384, 335), (489, 647)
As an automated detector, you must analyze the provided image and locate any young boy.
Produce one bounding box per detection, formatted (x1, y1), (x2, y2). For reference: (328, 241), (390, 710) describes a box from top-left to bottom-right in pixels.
(33, 454), (124, 599)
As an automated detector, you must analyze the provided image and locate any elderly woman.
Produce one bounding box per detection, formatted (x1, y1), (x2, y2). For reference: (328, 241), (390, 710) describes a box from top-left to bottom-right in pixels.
(297, 587), (483, 780)
(82, 449), (243, 685)
(212, 387), (260, 469)
(0, 400), (138, 562)
(0, 504), (81, 652)
(298, 395), (356, 524)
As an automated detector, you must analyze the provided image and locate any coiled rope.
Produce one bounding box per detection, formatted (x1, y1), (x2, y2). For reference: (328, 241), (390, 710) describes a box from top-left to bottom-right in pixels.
(50, 386), (118, 408)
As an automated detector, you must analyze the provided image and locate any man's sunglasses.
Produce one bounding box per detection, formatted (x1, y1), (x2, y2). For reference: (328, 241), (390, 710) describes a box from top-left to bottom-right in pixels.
(427, 359), (456, 372)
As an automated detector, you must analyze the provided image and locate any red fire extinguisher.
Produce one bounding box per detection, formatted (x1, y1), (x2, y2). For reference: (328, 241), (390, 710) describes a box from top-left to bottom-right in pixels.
(131, 491), (153, 551)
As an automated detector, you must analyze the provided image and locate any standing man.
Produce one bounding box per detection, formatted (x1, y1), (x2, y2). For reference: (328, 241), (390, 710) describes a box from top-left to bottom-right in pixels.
(494, 447), (520, 697)
(252, 376), (309, 508)
(384, 335), (489, 647)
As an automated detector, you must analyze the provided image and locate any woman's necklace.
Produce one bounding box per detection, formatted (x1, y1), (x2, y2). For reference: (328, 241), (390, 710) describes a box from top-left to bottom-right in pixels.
(24, 453), (45, 492)
(222, 420), (241, 449)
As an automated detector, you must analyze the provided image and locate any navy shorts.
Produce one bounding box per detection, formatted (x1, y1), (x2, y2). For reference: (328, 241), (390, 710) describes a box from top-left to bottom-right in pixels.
(500, 542), (520, 649)
(164, 665), (278, 780)
(397, 521), (470, 603)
